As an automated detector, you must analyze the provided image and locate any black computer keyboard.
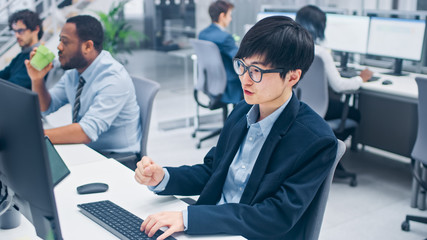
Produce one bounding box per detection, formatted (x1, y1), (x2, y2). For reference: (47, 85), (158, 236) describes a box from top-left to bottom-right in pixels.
(78, 200), (176, 240)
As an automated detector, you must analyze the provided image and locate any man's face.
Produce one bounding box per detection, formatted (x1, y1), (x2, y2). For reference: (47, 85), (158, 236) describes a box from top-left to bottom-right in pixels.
(222, 9), (232, 27)
(57, 23), (88, 70)
(12, 20), (37, 48)
(239, 55), (292, 109)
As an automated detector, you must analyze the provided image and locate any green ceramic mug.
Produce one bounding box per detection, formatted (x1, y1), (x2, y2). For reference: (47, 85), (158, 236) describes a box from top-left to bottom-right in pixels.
(30, 45), (55, 71)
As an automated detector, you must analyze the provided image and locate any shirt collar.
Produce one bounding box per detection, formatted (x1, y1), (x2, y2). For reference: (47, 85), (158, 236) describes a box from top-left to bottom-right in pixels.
(21, 42), (40, 54)
(246, 92), (293, 136)
(213, 23), (226, 31)
(79, 50), (107, 81)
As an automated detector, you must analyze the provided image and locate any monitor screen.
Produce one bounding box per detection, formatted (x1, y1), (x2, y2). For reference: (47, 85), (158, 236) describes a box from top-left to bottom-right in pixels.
(0, 79), (63, 239)
(45, 136), (70, 186)
(367, 17), (426, 61)
(256, 12), (296, 22)
(324, 14), (370, 54)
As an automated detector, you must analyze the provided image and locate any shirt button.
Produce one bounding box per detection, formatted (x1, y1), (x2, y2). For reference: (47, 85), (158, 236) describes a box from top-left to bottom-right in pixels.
(242, 165), (246, 169)
(239, 187), (243, 191)
(249, 137), (253, 141)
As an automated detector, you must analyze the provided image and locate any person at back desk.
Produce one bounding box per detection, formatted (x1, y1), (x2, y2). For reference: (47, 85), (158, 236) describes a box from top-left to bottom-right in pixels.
(134, 16), (337, 240)
(296, 5), (373, 138)
(198, 0), (243, 104)
(25, 15), (141, 161)
(0, 9), (43, 89)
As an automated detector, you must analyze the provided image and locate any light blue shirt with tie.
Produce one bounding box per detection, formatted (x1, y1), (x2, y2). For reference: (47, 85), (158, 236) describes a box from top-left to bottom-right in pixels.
(43, 50), (141, 154)
(151, 93), (292, 229)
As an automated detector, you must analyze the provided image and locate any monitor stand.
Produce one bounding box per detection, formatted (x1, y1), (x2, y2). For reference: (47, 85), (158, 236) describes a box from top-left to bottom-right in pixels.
(338, 52), (359, 78)
(383, 58), (409, 76)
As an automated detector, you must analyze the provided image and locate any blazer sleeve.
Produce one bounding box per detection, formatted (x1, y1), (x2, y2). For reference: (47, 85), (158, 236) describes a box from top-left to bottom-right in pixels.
(0, 64), (11, 80)
(185, 136), (337, 239)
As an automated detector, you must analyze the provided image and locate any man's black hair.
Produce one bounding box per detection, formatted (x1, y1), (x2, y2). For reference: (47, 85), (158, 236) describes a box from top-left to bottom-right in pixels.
(235, 16), (314, 80)
(295, 5), (327, 42)
(208, 0), (234, 23)
(66, 15), (104, 52)
(8, 9), (43, 40)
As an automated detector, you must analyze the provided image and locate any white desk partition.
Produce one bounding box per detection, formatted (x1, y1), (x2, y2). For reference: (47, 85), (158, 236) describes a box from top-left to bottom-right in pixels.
(0, 147), (243, 240)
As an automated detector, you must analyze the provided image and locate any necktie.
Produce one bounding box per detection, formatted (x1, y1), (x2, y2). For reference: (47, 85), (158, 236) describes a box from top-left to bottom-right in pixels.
(72, 76), (86, 123)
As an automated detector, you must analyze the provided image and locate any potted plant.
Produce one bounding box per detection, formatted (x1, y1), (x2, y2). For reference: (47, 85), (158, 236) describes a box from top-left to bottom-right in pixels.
(96, 0), (146, 64)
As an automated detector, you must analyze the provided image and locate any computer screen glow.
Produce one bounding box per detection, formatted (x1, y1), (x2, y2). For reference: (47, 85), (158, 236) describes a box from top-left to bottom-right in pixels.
(324, 14), (370, 54)
(367, 17), (426, 61)
(256, 12), (296, 22)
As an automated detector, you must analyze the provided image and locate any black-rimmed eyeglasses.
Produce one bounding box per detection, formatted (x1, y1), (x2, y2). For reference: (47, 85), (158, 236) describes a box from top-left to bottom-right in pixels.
(11, 28), (28, 35)
(233, 58), (285, 83)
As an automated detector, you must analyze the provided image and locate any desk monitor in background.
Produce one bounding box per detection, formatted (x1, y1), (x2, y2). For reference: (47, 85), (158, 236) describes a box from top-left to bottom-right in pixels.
(324, 14), (370, 71)
(0, 79), (63, 239)
(256, 11), (296, 22)
(367, 17), (426, 76)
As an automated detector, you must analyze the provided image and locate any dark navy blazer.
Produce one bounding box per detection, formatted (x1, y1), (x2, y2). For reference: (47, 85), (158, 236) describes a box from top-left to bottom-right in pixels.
(198, 24), (243, 104)
(160, 94), (337, 239)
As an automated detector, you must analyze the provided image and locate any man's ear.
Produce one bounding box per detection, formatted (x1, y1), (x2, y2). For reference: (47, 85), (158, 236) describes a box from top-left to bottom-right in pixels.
(287, 69), (302, 87)
(217, 12), (225, 23)
(81, 40), (95, 54)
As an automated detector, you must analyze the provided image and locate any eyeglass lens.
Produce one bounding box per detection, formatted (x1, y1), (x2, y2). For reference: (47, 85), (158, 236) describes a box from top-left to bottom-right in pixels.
(234, 59), (262, 82)
(12, 28), (27, 34)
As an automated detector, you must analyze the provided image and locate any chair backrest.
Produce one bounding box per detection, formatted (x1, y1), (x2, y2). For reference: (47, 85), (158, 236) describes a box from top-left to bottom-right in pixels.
(303, 139), (346, 240)
(131, 75), (160, 157)
(190, 39), (227, 97)
(297, 55), (329, 118)
(413, 77), (427, 164)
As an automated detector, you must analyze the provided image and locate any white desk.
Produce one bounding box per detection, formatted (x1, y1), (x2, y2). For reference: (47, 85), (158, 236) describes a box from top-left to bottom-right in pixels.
(0, 147), (243, 240)
(345, 64), (421, 157)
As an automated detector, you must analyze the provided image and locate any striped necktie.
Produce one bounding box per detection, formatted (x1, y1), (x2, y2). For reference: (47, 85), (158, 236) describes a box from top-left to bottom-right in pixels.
(72, 76), (86, 123)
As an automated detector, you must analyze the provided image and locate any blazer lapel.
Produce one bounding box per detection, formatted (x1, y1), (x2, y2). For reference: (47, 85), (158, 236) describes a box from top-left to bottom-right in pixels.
(240, 94), (301, 204)
(197, 114), (249, 205)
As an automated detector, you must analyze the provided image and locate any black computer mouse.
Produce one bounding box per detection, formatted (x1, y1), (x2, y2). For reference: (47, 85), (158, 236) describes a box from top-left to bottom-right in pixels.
(77, 182), (109, 195)
(382, 80), (393, 85)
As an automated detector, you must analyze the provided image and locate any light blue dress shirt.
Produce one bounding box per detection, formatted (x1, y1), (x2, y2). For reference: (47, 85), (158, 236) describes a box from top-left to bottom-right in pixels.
(150, 93), (292, 229)
(43, 50), (141, 154)
(217, 96), (291, 204)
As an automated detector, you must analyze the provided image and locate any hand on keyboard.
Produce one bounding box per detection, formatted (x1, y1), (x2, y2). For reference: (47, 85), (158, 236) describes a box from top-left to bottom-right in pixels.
(78, 200), (177, 240)
(141, 211), (184, 240)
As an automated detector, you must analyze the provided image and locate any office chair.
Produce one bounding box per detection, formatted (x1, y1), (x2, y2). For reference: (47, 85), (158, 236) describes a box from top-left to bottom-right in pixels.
(113, 75), (160, 170)
(401, 76), (427, 233)
(297, 55), (358, 187)
(190, 39), (228, 149)
(303, 139), (346, 240)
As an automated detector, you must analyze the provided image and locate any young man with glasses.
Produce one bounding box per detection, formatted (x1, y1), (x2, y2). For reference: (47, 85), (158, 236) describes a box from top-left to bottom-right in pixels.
(135, 16), (337, 239)
(0, 9), (43, 89)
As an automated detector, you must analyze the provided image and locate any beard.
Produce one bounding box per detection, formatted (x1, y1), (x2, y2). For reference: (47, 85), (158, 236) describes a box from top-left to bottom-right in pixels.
(60, 48), (88, 70)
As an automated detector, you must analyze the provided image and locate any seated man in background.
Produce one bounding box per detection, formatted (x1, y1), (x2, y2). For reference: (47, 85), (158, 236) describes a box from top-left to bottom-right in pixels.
(25, 15), (141, 164)
(0, 9), (43, 89)
(135, 16), (337, 240)
(198, 0), (243, 104)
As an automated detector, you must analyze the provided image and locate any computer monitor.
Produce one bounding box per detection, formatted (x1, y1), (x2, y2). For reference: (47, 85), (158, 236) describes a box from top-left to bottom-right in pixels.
(367, 17), (426, 76)
(0, 80), (63, 239)
(324, 14), (370, 69)
(256, 11), (296, 22)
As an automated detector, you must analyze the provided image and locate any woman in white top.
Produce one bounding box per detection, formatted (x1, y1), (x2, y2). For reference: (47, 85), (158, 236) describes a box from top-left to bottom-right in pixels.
(296, 5), (373, 140)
